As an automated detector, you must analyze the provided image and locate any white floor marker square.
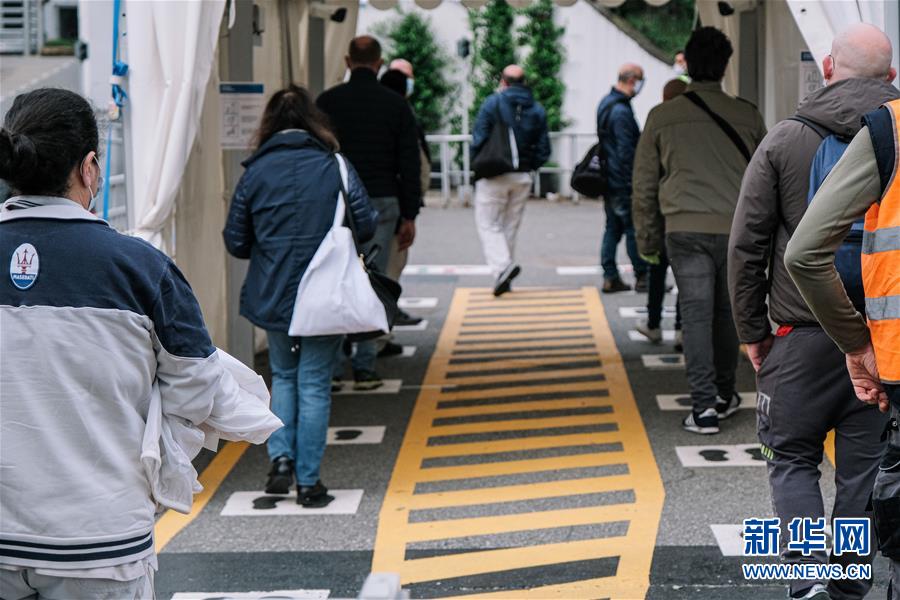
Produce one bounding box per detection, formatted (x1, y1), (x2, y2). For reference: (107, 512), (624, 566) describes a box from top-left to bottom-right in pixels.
(402, 345), (417, 357)
(656, 392), (756, 411)
(628, 329), (676, 342)
(327, 426), (385, 445)
(394, 320), (428, 332)
(221, 490), (364, 516)
(710, 524), (832, 557)
(676, 444), (766, 467)
(556, 266), (601, 276)
(402, 265), (492, 276)
(619, 306), (677, 319)
(172, 592), (329, 600)
(333, 379), (402, 395)
(641, 354), (685, 369)
(398, 297), (438, 309)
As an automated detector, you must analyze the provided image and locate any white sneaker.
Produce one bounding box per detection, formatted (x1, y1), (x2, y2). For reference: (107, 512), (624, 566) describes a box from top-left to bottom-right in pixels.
(635, 320), (662, 344)
(792, 583), (829, 599)
(682, 408), (720, 434)
(715, 391), (742, 420)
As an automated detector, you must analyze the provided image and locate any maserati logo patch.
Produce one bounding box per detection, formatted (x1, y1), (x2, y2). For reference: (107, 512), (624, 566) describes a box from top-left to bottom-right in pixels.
(10, 243), (39, 290)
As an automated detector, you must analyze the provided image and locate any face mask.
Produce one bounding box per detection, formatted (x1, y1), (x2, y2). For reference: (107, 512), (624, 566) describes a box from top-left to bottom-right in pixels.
(674, 65), (686, 75)
(85, 155), (102, 213)
(633, 79), (645, 96)
(406, 78), (415, 98)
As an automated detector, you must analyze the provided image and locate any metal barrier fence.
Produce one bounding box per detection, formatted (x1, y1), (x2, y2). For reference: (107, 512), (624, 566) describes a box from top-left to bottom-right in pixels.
(424, 131), (596, 205)
(104, 118), (130, 232)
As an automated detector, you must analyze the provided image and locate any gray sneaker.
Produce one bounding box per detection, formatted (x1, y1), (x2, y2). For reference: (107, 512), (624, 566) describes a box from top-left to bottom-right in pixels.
(792, 583), (829, 599)
(635, 319), (662, 344)
(353, 371), (384, 391)
(716, 391), (742, 420)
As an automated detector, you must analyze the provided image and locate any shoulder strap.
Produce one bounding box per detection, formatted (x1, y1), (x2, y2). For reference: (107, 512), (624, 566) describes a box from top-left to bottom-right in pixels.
(597, 95), (629, 138)
(787, 115), (832, 140)
(684, 91), (751, 162)
(334, 153), (361, 250)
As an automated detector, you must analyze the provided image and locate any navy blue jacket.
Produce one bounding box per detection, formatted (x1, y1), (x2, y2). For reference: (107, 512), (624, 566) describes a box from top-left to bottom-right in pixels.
(597, 88), (639, 196)
(471, 85), (551, 173)
(223, 130), (378, 331)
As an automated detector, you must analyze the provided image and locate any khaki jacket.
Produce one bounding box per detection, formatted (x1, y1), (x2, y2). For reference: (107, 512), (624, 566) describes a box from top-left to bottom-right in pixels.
(632, 81), (767, 256)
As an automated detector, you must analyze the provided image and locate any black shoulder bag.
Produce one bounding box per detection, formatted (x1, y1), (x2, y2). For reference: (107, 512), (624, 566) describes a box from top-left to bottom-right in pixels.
(570, 96), (629, 198)
(472, 99), (519, 181)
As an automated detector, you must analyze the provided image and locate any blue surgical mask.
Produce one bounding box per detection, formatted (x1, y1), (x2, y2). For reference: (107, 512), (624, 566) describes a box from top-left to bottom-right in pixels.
(406, 78), (415, 98)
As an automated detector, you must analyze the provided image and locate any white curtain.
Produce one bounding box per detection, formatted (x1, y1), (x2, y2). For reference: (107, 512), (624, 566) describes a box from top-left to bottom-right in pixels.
(125, 0), (226, 252)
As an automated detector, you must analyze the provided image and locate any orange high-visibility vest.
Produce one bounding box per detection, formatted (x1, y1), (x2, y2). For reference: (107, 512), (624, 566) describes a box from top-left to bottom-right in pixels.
(863, 98), (900, 383)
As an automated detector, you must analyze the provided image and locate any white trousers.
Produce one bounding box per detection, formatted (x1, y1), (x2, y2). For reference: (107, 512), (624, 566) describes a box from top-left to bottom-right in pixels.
(474, 172), (533, 278)
(0, 567), (155, 600)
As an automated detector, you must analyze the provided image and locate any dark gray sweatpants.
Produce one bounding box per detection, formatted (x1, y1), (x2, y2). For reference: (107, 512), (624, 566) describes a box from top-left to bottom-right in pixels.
(757, 327), (887, 599)
(666, 232), (739, 411)
(877, 395), (900, 599)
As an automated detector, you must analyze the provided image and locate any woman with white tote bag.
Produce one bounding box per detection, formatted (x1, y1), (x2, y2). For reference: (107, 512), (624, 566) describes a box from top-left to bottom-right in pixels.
(224, 85), (378, 508)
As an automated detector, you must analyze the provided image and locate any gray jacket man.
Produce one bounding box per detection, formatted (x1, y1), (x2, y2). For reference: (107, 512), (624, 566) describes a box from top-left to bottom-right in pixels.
(728, 23), (898, 600)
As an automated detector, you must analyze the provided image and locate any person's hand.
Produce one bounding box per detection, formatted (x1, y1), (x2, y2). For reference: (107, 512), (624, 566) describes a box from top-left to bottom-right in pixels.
(846, 342), (888, 412)
(396, 219), (416, 251)
(746, 335), (774, 372)
(640, 253), (661, 266)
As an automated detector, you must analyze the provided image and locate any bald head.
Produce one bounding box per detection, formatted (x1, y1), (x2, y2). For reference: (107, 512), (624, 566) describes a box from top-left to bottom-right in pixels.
(390, 59), (414, 79)
(347, 35), (383, 72)
(501, 65), (525, 87)
(826, 23), (895, 84)
(618, 63), (644, 83)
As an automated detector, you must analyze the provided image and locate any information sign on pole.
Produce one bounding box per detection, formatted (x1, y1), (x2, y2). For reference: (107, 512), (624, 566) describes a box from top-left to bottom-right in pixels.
(220, 82), (265, 150)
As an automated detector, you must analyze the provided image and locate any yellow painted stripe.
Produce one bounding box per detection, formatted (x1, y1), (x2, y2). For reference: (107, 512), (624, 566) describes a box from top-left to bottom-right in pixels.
(372, 288), (664, 596)
(825, 430), (836, 466)
(154, 441), (248, 551)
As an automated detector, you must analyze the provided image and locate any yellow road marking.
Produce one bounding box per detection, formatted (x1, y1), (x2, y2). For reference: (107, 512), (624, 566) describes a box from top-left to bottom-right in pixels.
(825, 430), (836, 466)
(154, 441), (248, 551)
(372, 288), (665, 597)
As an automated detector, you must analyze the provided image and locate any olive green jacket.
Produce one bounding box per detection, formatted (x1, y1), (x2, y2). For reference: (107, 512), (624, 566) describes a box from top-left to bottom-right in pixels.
(632, 81), (767, 256)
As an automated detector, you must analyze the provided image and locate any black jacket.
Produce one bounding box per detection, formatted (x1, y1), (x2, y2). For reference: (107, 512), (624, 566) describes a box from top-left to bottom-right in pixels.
(317, 69), (422, 220)
(223, 130), (378, 331)
(597, 88), (639, 196)
(471, 85), (551, 173)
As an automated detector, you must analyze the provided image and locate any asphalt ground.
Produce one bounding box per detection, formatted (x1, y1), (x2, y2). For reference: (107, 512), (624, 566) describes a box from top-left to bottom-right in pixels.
(155, 199), (890, 599)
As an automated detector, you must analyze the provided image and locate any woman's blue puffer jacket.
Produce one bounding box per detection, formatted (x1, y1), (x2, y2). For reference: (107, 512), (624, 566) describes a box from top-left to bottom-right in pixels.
(223, 129), (378, 331)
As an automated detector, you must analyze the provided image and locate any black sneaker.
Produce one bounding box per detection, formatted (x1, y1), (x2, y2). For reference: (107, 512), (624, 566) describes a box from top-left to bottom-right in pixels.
(395, 310), (423, 327)
(353, 370), (384, 391)
(716, 391), (742, 420)
(264, 456), (294, 494)
(331, 378), (343, 393)
(682, 408), (720, 434)
(493, 264), (521, 297)
(297, 481), (334, 508)
(377, 341), (404, 358)
(673, 329), (683, 353)
(634, 273), (649, 293)
(602, 277), (631, 294)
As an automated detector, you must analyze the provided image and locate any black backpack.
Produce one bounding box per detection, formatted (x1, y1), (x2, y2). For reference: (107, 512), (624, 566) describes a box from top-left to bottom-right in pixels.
(570, 96), (628, 198)
(472, 98), (520, 181)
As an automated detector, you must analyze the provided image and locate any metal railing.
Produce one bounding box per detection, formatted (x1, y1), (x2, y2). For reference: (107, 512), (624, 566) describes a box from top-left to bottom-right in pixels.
(103, 118), (130, 232)
(424, 131), (597, 205)
(0, 0), (40, 55)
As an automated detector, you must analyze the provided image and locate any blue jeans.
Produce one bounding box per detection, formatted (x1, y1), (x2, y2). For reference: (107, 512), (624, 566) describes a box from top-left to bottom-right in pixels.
(601, 194), (647, 281)
(343, 196), (400, 375)
(266, 331), (343, 486)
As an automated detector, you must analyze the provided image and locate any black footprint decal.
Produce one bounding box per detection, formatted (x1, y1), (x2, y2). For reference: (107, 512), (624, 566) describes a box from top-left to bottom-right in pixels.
(745, 447), (765, 461)
(252, 495), (290, 510)
(699, 449), (729, 462)
(675, 396), (692, 406)
(335, 429), (363, 441)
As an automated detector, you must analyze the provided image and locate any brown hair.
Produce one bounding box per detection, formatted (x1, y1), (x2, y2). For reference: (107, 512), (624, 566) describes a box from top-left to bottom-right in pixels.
(254, 84), (338, 151)
(663, 78), (688, 102)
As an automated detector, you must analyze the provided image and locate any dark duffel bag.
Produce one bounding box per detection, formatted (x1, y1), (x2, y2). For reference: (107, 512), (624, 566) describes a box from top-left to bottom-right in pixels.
(472, 104), (518, 181)
(570, 142), (608, 198)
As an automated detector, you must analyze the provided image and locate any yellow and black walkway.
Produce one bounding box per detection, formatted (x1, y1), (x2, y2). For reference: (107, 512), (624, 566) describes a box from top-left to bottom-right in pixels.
(373, 287), (665, 597)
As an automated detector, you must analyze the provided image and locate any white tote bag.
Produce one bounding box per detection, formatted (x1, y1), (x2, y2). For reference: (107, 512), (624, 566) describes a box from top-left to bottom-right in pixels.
(287, 155), (389, 336)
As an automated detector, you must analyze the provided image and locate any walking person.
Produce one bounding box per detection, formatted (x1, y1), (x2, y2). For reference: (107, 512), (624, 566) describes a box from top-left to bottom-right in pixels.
(635, 78), (686, 347)
(471, 64), (551, 296)
(730, 24), (897, 599)
(224, 85), (378, 507)
(597, 63), (649, 293)
(317, 35), (421, 389)
(0, 88), (280, 599)
(786, 50), (900, 599)
(632, 26), (767, 434)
